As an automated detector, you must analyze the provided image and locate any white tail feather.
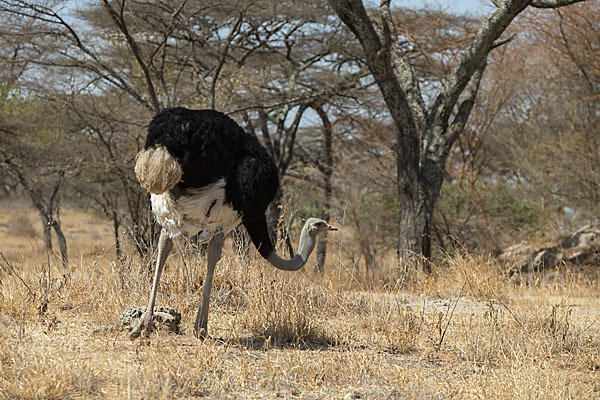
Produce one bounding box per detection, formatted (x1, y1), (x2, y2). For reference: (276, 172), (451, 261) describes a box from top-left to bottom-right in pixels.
(135, 146), (182, 194)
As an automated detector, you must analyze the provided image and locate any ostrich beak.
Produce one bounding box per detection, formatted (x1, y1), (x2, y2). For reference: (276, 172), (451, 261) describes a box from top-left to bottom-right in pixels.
(325, 224), (338, 231)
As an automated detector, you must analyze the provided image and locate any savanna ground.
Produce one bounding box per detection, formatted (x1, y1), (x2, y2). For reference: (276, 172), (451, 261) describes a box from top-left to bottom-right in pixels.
(1, 199), (599, 399)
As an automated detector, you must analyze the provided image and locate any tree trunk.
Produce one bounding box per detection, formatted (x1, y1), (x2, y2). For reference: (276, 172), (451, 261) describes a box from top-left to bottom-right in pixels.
(3, 160), (69, 267)
(40, 214), (53, 252)
(51, 219), (68, 267)
(313, 103), (334, 273)
(266, 188), (294, 257)
(395, 125), (423, 266)
(416, 153), (446, 267)
(350, 204), (372, 283)
(112, 208), (121, 260)
(315, 234), (328, 273)
(39, 210), (68, 267)
(315, 180), (332, 272)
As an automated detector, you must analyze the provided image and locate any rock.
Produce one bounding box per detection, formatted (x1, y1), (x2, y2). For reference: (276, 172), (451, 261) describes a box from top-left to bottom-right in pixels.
(499, 243), (536, 274)
(500, 224), (600, 275)
(560, 225), (600, 249)
(561, 225), (600, 264)
(120, 306), (181, 334)
(529, 246), (561, 271)
(500, 243), (535, 259)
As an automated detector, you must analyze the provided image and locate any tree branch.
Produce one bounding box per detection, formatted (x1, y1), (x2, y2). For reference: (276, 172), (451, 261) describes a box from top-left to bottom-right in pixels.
(1, 157), (46, 213)
(7, 1), (155, 111)
(556, 9), (596, 92)
(530, 0), (587, 8)
(491, 33), (516, 50)
(281, 103), (310, 172)
(210, 12), (244, 109)
(101, 0), (161, 113)
(447, 62), (486, 145)
(425, 0), (530, 149)
(491, 0), (587, 8)
(379, 0), (426, 126)
(148, 0), (188, 109)
(257, 110), (275, 158)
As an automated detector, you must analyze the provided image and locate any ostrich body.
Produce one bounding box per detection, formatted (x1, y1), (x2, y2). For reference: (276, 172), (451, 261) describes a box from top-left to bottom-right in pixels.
(130, 107), (337, 339)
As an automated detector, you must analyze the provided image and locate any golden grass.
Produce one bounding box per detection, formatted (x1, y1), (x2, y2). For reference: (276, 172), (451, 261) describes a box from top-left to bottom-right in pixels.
(1, 202), (599, 399)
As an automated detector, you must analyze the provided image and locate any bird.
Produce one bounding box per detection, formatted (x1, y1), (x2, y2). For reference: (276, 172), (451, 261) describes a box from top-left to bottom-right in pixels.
(130, 107), (337, 339)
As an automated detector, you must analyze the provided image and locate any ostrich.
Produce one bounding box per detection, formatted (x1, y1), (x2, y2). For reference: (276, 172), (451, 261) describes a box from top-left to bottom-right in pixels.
(130, 107), (337, 339)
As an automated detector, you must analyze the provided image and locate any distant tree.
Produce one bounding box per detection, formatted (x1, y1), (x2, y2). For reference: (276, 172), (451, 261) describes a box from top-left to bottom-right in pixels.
(0, 97), (79, 266)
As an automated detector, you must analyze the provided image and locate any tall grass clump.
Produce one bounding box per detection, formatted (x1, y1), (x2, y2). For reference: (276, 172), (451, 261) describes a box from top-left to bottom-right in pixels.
(239, 271), (331, 346)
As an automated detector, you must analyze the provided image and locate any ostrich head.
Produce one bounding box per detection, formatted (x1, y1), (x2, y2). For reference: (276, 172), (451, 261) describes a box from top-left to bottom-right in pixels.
(265, 217), (338, 271)
(305, 218), (338, 235)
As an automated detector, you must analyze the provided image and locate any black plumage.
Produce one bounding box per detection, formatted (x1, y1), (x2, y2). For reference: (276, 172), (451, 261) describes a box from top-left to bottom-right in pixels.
(144, 107), (279, 258)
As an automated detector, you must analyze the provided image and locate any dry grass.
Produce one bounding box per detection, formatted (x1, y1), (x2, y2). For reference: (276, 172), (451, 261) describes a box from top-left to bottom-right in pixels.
(1, 201), (599, 399)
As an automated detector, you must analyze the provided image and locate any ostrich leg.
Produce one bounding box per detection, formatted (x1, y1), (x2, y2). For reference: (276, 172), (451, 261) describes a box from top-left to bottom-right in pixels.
(194, 232), (225, 339)
(130, 229), (173, 339)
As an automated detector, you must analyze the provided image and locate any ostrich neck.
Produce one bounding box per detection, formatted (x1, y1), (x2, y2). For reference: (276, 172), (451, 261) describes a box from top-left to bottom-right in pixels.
(266, 225), (317, 271)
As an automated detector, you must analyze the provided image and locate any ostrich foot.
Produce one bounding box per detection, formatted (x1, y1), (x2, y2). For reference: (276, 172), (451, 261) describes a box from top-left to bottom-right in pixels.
(121, 306), (181, 339)
(129, 314), (154, 339)
(194, 327), (208, 340)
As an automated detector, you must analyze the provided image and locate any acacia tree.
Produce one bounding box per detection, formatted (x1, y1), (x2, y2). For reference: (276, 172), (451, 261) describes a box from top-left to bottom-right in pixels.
(328, 0), (587, 268)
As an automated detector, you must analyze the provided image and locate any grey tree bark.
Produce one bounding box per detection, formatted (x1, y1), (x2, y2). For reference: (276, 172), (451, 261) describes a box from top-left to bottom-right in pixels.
(328, 0), (587, 268)
(312, 102), (334, 273)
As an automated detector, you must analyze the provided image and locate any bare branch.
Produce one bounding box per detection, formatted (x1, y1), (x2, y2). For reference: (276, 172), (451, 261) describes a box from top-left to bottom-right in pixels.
(101, 0), (161, 112)
(426, 0), (530, 139)
(491, 33), (516, 50)
(210, 12), (244, 109)
(257, 110), (275, 158)
(229, 66), (370, 115)
(379, 0), (393, 53)
(329, 0), (419, 167)
(148, 0), (189, 109)
(3, 1), (155, 111)
(447, 62), (486, 144)
(530, 0), (588, 8)
(281, 103), (310, 172)
(491, 0), (587, 8)
(556, 9), (596, 92)
(378, 0), (426, 126)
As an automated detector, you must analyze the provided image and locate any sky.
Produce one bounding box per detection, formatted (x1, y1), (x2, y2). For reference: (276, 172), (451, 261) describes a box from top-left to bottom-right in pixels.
(398, 0), (495, 16)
